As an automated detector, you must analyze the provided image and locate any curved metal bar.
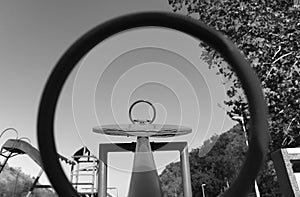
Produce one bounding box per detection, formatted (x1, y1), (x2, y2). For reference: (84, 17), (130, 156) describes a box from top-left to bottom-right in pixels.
(128, 100), (156, 124)
(37, 12), (268, 197)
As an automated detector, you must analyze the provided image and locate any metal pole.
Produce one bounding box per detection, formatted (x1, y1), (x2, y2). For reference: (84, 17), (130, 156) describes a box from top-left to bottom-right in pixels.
(254, 181), (260, 197)
(91, 157), (95, 194)
(240, 118), (249, 146)
(180, 145), (192, 197)
(98, 145), (107, 197)
(75, 162), (79, 190)
(127, 137), (163, 197)
(201, 183), (206, 197)
(70, 164), (74, 183)
(232, 116), (260, 197)
(26, 169), (44, 197)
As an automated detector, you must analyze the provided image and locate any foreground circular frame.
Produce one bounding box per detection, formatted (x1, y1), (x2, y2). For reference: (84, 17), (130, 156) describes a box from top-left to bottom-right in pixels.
(37, 12), (268, 197)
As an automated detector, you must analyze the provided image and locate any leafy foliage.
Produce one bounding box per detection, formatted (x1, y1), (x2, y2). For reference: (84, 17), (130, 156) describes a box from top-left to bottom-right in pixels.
(0, 165), (57, 197)
(168, 0), (300, 152)
(166, 0), (300, 196)
(160, 125), (281, 196)
(160, 162), (183, 196)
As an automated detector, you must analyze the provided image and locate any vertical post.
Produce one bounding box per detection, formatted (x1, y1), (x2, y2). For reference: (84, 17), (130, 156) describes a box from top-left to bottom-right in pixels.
(201, 184), (206, 197)
(180, 145), (192, 197)
(240, 118), (260, 197)
(240, 118), (248, 146)
(75, 163), (79, 190)
(128, 137), (163, 197)
(271, 149), (300, 197)
(254, 182), (260, 197)
(232, 116), (260, 197)
(95, 162), (99, 195)
(26, 169), (44, 197)
(91, 157), (95, 194)
(98, 144), (108, 197)
(70, 164), (74, 183)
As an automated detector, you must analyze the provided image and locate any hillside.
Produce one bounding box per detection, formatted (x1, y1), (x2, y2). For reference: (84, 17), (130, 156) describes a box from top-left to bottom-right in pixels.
(159, 124), (281, 196)
(0, 165), (57, 197)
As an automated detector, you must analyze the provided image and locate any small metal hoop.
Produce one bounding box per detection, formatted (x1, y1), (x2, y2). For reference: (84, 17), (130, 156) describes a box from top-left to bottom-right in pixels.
(129, 100), (156, 124)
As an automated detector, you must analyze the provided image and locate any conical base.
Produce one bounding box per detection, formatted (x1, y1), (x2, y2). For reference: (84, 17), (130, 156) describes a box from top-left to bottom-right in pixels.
(128, 137), (163, 197)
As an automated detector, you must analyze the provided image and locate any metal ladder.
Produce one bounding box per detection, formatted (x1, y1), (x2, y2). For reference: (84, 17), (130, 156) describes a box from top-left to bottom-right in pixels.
(0, 140), (21, 174)
(0, 151), (13, 174)
(70, 147), (99, 197)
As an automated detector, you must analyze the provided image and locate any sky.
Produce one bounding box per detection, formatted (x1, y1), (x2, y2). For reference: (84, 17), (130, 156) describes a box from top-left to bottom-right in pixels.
(2, 0), (294, 197)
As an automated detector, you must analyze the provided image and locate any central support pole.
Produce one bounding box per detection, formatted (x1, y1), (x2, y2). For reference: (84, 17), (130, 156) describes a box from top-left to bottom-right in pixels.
(128, 137), (163, 197)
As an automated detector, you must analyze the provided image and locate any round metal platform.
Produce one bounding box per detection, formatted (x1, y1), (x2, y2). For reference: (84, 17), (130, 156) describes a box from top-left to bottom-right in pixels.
(93, 124), (192, 137)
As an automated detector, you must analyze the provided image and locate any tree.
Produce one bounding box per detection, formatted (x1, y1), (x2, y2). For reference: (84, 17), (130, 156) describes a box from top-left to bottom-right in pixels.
(160, 162), (183, 196)
(166, 0), (300, 195)
(0, 165), (57, 197)
(168, 0), (300, 151)
(160, 125), (259, 196)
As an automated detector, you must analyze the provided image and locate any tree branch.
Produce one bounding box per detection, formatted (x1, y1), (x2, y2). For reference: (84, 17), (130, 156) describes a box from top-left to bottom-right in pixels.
(272, 46), (281, 59)
(284, 117), (296, 135)
(272, 52), (293, 64)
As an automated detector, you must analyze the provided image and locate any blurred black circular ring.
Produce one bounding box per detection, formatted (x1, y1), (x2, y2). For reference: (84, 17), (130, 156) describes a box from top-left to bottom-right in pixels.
(37, 12), (268, 197)
(129, 100), (156, 124)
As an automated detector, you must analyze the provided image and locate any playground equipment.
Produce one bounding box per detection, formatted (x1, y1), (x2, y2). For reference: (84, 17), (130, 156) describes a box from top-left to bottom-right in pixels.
(0, 138), (75, 196)
(71, 146), (99, 196)
(0, 138), (107, 197)
(272, 148), (300, 196)
(37, 12), (269, 196)
(93, 100), (192, 197)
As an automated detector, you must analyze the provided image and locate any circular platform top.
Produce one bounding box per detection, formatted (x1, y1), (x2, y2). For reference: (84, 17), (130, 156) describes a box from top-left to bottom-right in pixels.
(92, 124), (192, 137)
